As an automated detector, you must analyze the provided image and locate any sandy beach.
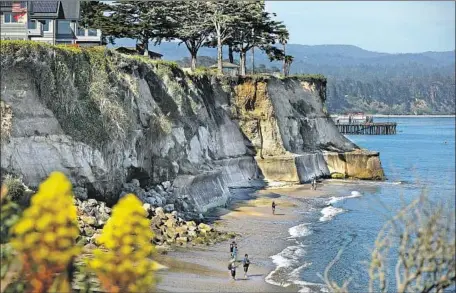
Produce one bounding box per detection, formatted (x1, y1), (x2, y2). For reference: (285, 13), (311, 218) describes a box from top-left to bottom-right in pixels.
(155, 183), (328, 293)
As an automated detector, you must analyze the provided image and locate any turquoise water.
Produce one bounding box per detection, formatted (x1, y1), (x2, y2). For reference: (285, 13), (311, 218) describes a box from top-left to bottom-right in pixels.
(268, 117), (455, 292)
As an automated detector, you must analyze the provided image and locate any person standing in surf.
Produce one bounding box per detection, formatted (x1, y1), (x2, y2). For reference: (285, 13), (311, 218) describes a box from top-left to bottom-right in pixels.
(272, 201), (276, 214)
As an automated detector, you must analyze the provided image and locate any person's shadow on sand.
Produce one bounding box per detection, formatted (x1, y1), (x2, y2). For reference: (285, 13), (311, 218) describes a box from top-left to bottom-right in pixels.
(273, 213), (285, 215)
(235, 274), (264, 281)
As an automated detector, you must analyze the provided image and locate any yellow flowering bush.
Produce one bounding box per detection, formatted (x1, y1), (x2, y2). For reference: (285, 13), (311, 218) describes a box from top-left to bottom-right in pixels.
(9, 172), (80, 293)
(88, 194), (158, 293)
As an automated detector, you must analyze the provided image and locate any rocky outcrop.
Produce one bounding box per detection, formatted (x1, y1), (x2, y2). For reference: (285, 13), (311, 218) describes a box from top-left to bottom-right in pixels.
(324, 150), (385, 180)
(231, 76), (381, 183)
(0, 42), (384, 213)
(76, 197), (232, 248)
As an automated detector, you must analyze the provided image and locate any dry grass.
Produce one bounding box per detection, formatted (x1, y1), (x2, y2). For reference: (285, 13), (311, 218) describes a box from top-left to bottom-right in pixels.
(322, 194), (456, 292)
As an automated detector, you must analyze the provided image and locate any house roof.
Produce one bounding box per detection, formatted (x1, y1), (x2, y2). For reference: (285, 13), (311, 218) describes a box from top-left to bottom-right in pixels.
(210, 62), (239, 69)
(31, 1), (59, 13)
(114, 47), (163, 58)
(28, 1), (80, 20)
(29, 1), (60, 18)
(60, 1), (80, 20)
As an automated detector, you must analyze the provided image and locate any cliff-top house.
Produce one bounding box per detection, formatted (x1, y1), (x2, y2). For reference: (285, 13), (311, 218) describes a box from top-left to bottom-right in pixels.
(0, 1), (102, 46)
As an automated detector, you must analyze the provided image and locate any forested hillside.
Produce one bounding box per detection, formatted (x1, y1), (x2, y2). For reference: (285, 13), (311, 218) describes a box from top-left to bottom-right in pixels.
(111, 40), (455, 114)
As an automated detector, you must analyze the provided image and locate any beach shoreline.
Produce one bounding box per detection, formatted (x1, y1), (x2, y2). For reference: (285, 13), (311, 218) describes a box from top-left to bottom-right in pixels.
(155, 183), (329, 293)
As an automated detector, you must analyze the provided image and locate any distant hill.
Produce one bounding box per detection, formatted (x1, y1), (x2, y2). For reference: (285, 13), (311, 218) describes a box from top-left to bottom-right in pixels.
(110, 39), (455, 114)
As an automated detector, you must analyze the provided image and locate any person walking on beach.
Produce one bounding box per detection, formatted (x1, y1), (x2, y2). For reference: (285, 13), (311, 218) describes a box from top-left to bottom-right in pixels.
(231, 243), (238, 260)
(230, 241), (236, 257)
(229, 261), (237, 280)
(242, 254), (250, 279)
(272, 201), (276, 215)
(312, 177), (317, 190)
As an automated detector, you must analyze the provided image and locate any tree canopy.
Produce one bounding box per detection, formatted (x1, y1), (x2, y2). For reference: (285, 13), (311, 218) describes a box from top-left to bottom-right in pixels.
(81, 0), (292, 74)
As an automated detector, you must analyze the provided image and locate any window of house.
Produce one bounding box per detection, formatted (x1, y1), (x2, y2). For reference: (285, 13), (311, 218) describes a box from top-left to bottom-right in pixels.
(88, 29), (97, 36)
(57, 20), (71, 34)
(42, 20), (50, 32)
(28, 19), (36, 29)
(4, 13), (18, 23)
(77, 27), (85, 36)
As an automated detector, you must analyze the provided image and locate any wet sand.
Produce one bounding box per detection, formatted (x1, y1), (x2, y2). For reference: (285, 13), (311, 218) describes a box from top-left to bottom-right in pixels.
(156, 183), (328, 293)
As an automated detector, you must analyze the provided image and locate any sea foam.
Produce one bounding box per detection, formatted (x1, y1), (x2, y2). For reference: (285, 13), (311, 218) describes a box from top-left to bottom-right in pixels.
(327, 190), (362, 205)
(289, 223), (312, 238)
(319, 206), (345, 222)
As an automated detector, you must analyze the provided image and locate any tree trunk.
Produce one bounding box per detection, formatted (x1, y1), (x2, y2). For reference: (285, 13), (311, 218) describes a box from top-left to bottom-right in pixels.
(143, 37), (149, 57)
(251, 47), (255, 74)
(217, 35), (223, 74)
(282, 43), (286, 75)
(285, 61), (292, 76)
(228, 45), (234, 64)
(240, 51), (247, 76)
(190, 52), (197, 71)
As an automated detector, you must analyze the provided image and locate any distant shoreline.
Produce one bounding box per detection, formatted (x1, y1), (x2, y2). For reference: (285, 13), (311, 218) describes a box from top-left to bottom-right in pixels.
(372, 114), (455, 118)
(331, 114), (455, 118)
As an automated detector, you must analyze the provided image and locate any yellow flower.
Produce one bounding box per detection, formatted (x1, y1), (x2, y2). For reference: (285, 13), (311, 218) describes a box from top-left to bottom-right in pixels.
(90, 259), (103, 270)
(35, 214), (53, 231)
(44, 232), (56, 244)
(13, 218), (34, 234)
(57, 238), (71, 249)
(55, 211), (68, 224)
(89, 194), (158, 292)
(120, 245), (132, 255)
(10, 172), (80, 293)
(37, 246), (50, 259)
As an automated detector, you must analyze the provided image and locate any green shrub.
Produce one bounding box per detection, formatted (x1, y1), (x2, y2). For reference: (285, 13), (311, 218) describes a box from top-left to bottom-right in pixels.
(189, 67), (216, 77)
(288, 74), (327, 84)
(2, 175), (25, 202)
(151, 113), (172, 135)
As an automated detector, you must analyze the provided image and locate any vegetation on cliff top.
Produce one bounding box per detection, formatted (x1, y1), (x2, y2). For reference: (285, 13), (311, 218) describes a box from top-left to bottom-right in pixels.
(81, 1), (293, 75)
(0, 40), (183, 147)
(164, 43), (454, 114)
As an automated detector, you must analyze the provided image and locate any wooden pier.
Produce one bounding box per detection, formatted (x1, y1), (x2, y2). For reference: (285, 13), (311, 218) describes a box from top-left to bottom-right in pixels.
(336, 122), (397, 135)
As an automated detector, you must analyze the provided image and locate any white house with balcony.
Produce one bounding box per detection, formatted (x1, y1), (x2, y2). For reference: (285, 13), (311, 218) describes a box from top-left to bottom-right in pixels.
(0, 1), (102, 46)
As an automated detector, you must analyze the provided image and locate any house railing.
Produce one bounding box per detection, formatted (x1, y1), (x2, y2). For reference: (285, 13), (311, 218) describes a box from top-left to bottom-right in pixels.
(0, 23), (27, 39)
(75, 27), (102, 43)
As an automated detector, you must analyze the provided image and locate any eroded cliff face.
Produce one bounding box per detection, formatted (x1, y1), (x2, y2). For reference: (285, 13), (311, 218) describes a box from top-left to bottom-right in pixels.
(0, 43), (383, 212)
(231, 76), (384, 183)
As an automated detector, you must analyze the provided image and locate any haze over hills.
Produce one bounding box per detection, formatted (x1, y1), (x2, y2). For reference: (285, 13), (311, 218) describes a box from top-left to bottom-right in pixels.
(111, 39), (456, 114)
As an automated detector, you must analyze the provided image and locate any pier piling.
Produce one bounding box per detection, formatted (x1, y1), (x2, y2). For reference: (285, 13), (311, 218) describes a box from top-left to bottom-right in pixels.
(335, 122), (397, 135)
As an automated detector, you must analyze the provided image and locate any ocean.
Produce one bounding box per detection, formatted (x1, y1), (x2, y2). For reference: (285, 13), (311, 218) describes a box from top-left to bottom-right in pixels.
(266, 117), (456, 292)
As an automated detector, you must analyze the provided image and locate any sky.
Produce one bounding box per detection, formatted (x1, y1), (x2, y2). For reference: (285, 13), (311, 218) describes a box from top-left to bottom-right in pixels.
(265, 1), (455, 53)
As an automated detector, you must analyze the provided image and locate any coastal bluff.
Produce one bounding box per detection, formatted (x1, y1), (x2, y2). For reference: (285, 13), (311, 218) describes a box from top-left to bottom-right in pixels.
(0, 42), (383, 213)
